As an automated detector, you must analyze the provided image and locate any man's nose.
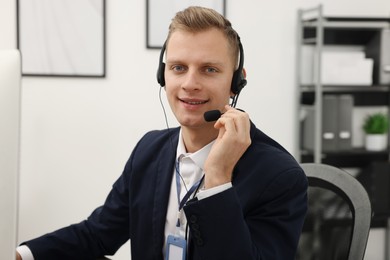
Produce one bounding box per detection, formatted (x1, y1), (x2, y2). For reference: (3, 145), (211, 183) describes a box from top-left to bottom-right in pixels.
(181, 69), (201, 91)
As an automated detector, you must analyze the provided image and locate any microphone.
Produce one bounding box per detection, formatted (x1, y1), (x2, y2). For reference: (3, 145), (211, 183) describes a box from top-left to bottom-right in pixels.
(204, 110), (222, 122)
(204, 108), (245, 122)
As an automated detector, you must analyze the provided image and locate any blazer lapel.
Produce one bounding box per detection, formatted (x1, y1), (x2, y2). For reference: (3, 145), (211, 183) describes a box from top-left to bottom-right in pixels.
(151, 129), (179, 257)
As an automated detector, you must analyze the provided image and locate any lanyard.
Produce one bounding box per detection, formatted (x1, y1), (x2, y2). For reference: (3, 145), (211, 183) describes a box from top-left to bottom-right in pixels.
(175, 159), (204, 228)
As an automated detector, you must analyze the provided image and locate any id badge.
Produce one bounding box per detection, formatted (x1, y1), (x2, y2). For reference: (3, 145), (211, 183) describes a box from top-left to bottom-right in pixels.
(165, 235), (187, 260)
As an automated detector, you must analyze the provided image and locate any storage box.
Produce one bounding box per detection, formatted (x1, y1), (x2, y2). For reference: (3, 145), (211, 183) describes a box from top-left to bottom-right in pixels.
(300, 46), (374, 85)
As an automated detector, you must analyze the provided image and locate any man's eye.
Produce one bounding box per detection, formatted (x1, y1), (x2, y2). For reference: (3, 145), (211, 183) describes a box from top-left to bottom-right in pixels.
(172, 65), (185, 72)
(205, 67), (217, 73)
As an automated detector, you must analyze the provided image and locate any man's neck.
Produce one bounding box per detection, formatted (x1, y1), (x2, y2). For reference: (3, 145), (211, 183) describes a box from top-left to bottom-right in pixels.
(181, 126), (218, 153)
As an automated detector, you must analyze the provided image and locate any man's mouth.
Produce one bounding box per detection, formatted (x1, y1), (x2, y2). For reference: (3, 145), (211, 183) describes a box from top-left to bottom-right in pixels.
(179, 98), (208, 105)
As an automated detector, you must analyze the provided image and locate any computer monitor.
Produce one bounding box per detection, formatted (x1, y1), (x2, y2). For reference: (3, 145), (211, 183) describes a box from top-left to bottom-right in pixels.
(0, 49), (21, 259)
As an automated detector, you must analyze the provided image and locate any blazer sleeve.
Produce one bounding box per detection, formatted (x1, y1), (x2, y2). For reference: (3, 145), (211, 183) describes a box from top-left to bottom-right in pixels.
(183, 167), (308, 260)
(21, 157), (133, 260)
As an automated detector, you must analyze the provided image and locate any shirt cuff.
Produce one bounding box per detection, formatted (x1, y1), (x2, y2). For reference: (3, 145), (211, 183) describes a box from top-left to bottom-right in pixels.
(196, 182), (232, 200)
(16, 245), (35, 260)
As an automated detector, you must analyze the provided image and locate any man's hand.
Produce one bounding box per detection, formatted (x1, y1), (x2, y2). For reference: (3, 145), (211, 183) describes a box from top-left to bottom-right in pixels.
(203, 105), (251, 189)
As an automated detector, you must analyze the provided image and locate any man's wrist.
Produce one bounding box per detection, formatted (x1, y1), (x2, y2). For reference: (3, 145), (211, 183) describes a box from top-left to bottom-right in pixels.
(197, 182), (232, 200)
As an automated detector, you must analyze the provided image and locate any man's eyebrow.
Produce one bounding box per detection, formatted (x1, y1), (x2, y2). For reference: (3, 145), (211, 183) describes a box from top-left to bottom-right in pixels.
(203, 62), (224, 67)
(165, 59), (183, 64)
(166, 59), (224, 67)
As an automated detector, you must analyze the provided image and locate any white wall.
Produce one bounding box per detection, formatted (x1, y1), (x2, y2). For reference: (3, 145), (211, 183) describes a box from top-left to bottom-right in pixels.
(1, 0), (390, 259)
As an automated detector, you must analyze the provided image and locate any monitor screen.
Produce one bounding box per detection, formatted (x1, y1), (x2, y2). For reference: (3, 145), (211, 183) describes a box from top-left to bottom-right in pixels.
(0, 49), (21, 259)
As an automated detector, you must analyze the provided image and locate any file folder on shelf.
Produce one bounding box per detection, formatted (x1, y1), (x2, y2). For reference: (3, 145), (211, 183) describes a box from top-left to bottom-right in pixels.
(301, 95), (354, 152)
(322, 95), (338, 151)
(338, 95), (353, 150)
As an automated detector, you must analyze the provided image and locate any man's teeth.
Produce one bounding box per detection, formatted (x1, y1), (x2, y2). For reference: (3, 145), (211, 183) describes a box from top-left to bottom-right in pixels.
(186, 101), (206, 105)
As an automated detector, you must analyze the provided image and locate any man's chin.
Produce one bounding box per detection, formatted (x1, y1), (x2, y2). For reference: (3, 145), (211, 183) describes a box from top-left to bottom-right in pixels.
(178, 117), (207, 128)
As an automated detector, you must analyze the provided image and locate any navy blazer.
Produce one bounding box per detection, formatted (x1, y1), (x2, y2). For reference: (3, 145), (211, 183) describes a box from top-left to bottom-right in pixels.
(24, 122), (308, 259)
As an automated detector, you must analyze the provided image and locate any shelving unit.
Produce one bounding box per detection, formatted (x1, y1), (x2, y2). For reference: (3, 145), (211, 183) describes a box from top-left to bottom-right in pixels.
(296, 4), (390, 166)
(296, 5), (390, 258)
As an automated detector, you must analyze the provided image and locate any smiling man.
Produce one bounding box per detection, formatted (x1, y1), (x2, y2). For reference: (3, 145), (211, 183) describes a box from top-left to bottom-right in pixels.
(17, 6), (307, 260)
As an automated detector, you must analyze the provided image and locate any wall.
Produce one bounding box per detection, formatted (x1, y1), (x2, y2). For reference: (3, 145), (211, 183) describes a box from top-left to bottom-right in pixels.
(1, 0), (389, 259)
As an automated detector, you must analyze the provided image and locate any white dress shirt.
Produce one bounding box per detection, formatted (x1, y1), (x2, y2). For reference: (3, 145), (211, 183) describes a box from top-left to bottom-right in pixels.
(163, 130), (231, 247)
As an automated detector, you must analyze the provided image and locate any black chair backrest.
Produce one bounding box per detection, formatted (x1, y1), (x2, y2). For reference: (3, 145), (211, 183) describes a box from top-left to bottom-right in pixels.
(299, 163), (372, 260)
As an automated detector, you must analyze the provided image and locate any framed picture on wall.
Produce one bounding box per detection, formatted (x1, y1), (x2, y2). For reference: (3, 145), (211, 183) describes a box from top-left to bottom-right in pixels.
(17, 0), (106, 77)
(146, 0), (226, 49)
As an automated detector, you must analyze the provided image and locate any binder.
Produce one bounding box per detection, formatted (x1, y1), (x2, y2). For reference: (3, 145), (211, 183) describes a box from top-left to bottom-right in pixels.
(337, 95), (353, 150)
(322, 95), (338, 151)
(301, 106), (315, 151)
(301, 95), (354, 152)
(301, 95), (338, 151)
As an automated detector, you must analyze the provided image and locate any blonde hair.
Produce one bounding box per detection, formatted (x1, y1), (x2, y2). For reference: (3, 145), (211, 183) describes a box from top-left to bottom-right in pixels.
(166, 6), (240, 68)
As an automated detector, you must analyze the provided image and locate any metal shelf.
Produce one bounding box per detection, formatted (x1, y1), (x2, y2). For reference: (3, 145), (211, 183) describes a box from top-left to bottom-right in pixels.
(302, 20), (390, 30)
(300, 148), (390, 168)
(300, 85), (390, 92)
(296, 5), (390, 164)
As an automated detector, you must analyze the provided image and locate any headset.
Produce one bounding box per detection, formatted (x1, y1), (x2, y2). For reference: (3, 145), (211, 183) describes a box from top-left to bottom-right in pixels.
(156, 35), (247, 98)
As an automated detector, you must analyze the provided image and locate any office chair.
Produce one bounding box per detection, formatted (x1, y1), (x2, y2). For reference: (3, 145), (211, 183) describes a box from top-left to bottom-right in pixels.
(297, 163), (372, 260)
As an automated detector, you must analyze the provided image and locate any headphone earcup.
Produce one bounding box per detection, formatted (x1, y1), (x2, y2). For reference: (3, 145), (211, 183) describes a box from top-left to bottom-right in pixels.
(238, 73), (247, 92)
(231, 70), (240, 94)
(231, 70), (247, 95)
(231, 38), (246, 95)
(156, 42), (167, 87)
(157, 62), (165, 87)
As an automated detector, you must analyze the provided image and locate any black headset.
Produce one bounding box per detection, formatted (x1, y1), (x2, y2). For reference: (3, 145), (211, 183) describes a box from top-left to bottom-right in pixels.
(156, 36), (247, 96)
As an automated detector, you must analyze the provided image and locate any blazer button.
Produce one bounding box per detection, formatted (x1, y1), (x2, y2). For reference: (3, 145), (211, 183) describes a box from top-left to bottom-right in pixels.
(193, 230), (201, 238)
(191, 223), (199, 230)
(190, 215), (197, 223)
(196, 238), (204, 246)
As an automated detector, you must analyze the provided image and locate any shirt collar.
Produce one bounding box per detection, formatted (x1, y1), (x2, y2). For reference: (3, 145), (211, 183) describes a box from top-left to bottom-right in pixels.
(176, 129), (215, 170)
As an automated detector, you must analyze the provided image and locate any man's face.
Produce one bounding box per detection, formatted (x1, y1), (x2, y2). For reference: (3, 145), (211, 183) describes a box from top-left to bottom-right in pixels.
(164, 28), (235, 129)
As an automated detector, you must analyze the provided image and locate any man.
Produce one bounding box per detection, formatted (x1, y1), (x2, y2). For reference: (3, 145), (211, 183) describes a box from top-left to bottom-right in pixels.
(17, 6), (307, 260)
